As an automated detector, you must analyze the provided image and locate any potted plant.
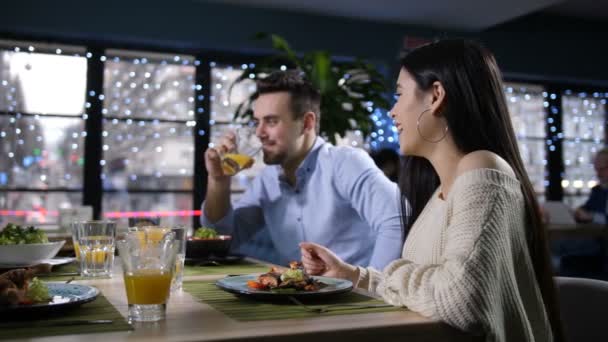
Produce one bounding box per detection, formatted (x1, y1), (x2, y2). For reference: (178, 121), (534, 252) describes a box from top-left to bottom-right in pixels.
(230, 33), (392, 145)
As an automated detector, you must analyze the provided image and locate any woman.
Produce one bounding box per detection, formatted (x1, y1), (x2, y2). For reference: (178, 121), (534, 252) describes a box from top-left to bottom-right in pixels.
(300, 40), (562, 342)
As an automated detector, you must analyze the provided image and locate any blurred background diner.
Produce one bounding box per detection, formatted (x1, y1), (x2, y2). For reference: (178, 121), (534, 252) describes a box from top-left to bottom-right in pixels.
(0, 0), (607, 281)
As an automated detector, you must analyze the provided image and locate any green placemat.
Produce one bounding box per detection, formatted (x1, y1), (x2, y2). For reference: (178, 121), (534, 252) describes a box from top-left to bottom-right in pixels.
(183, 280), (402, 321)
(42, 262), (88, 282)
(0, 293), (132, 340)
(183, 260), (270, 276)
(44, 259), (269, 281)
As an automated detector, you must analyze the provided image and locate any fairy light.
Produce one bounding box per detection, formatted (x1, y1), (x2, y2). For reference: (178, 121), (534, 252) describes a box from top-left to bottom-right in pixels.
(561, 91), (607, 207)
(0, 41), (87, 211)
(503, 82), (548, 195)
(3, 42), (605, 224)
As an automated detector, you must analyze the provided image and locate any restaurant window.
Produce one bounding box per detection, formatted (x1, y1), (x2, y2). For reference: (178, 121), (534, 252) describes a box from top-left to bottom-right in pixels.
(208, 63), (257, 198)
(504, 82), (548, 200)
(0, 40), (87, 227)
(561, 91), (607, 208)
(101, 50), (197, 228)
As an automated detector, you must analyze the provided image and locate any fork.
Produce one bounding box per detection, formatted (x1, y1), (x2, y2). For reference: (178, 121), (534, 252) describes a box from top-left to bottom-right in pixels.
(287, 296), (392, 313)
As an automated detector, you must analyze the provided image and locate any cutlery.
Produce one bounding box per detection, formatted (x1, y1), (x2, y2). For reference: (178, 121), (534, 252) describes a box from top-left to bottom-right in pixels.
(0, 319), (113, 329)
(288, 296), (392, 313)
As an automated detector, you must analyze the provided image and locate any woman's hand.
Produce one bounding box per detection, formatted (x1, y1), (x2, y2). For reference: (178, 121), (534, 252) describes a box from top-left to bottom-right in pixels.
(300, 242), (359, 284)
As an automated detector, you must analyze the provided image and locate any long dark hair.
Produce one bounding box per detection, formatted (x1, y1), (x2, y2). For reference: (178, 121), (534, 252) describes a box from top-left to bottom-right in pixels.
(398, 39), (563, 341)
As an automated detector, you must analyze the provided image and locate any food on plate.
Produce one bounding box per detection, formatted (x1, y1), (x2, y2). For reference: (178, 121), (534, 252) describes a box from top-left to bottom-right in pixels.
(247, 261), (325, 292)
(193, 227), (219, 239)
(0, 265), (51, 306)
(0, 223), (49, 245)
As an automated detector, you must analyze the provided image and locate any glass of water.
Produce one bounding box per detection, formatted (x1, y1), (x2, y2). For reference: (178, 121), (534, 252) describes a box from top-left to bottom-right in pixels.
(169, 226), (186, 291)
(74, 220), (116, 278)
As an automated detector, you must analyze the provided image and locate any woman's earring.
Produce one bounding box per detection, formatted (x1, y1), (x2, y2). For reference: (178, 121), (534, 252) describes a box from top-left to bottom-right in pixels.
(416, 108), (448, 143)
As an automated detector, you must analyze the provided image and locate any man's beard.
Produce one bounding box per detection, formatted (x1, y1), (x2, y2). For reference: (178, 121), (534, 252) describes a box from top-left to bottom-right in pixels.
(263, 150), (286, 165)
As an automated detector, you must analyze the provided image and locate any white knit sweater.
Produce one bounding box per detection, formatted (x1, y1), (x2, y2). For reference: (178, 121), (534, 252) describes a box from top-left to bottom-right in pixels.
(357, 168), (552, 342)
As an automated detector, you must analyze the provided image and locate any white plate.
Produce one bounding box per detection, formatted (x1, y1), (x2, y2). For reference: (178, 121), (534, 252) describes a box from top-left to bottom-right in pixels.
(0, 241), (65, 266)
(0, 256), (75, 269)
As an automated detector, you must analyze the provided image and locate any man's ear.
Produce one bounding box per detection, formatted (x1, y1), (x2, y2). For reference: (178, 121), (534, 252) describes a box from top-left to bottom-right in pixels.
(302, 111), (316, 133)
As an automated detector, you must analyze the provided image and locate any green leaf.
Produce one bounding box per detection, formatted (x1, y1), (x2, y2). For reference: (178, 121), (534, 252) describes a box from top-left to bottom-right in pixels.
(310, 51), (332, 94)
(270, 34), (298, 66)
(230, 33), (392, 143)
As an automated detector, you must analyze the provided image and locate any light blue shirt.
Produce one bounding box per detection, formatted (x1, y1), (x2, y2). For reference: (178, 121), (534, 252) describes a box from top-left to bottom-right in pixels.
(201, 137), (406, 269)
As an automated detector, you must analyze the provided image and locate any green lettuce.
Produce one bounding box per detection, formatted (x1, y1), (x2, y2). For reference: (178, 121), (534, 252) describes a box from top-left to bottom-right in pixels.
(26, 277), (51, 303)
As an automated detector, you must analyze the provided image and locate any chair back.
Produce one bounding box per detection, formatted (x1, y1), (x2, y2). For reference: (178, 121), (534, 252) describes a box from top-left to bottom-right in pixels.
(555, 276), (608, 341)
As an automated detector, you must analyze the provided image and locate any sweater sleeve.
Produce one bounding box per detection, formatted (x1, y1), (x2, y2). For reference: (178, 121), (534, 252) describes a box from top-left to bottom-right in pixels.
(361, 171), (523, 333)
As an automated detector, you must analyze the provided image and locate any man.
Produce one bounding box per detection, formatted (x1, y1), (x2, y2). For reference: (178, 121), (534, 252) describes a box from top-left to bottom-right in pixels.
(575, 148), (608, 223)
(551, 148), (607, 276)
(201, 70), (404, 269)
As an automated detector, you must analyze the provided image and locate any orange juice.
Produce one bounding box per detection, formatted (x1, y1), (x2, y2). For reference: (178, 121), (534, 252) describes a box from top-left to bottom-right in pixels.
(131, 227), (171, 248)
(74, 236), (110, 264)
(73, 240), (80, 261)
(221, 153), (254, 176)
(146, 227), (171, 244)
(124, 270), (172, 305)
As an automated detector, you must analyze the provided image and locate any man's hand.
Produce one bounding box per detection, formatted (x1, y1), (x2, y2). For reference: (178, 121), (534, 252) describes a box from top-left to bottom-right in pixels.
(574, 207), (593, 223)
(205, 132), (237, 180)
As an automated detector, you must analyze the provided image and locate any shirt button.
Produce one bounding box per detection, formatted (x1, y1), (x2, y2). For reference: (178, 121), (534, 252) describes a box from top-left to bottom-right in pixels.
(297, 217), (301, 222)
(295, 189), (300, 194)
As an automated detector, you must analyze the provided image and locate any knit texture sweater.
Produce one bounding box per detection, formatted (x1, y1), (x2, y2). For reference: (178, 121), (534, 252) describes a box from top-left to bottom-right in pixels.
(357, 168), (552, 342)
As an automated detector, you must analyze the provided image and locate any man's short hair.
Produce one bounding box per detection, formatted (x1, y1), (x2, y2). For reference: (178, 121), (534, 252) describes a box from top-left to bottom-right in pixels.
(595, 148), (608, 160)
(253, 70), (321, 132)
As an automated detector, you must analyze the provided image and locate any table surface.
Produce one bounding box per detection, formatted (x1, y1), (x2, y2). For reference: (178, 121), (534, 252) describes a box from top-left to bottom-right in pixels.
(20, 259), (480, 342)
(547, 223), (608, 239)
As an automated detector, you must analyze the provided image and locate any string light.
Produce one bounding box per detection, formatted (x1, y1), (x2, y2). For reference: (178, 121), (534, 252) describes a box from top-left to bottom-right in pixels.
(503, 82), (547, 196)
(561, 91), (607, 207)
(2, 41), (606, 225)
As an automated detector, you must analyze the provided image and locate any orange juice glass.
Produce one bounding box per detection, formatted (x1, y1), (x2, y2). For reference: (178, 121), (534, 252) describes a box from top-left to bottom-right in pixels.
(219, 125), (261, 176)
(128, 226), (186, 292)
(117, 231), (178, 323)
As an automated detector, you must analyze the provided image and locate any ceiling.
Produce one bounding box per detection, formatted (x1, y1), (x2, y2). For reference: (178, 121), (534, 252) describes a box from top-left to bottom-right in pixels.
(544, 0), (608, 22)
(197, 0), (607, 31)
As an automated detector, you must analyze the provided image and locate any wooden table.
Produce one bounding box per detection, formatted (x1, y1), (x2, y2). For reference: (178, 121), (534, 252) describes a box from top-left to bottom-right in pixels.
(24, 261), (480, 342)
(548, 223), (608, 239)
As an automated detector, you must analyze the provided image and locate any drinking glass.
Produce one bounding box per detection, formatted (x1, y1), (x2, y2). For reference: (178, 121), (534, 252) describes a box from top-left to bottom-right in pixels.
(128, 225), (187, 292)
(220, 125), (262, 176)
(117, 231), (179, 323)
(73, 220), (116, 278)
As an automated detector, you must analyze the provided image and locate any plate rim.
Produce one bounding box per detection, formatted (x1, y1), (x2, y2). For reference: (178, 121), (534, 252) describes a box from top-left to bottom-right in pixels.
(185, 253), (244, 263)
(0, 256), (75, 269)
(0, 282), (100, 314)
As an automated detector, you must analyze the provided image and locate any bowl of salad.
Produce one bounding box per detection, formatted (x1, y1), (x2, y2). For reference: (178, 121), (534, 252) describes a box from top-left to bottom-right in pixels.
(0, 223), (65, 266)
(185, 227), (232, 259)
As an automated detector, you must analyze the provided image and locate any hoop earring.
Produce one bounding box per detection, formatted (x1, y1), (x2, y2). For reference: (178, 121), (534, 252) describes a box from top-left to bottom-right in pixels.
(417, 108), (448, 143)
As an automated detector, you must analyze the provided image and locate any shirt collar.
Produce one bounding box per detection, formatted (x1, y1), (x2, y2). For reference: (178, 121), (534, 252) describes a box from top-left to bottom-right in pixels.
(277, 137), (325, 182)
